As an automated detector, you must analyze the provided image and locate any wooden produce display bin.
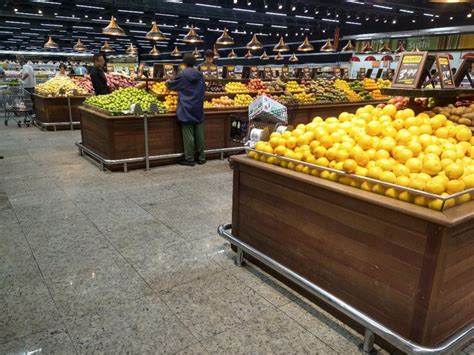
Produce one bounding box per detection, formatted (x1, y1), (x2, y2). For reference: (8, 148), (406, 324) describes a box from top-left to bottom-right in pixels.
(231, 155), (473, 349)
(32, 94), (88, 131)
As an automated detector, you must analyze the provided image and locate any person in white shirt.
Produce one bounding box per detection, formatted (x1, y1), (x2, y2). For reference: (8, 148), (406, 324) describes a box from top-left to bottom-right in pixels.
(19, 58), (36, 94)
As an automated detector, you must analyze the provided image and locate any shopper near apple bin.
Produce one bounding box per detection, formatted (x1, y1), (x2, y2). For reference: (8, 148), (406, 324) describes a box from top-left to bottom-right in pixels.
(90, 54), (110, 96)
(166, 53), (206, 167)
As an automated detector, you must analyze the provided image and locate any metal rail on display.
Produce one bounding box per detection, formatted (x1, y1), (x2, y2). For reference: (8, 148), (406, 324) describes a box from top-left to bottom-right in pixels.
(217, 223), (474, 355)
(76, 141), (244, 172)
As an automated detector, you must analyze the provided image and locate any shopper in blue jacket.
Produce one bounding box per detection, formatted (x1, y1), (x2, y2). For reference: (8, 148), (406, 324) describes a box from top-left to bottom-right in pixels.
(166, 53), (206, 166)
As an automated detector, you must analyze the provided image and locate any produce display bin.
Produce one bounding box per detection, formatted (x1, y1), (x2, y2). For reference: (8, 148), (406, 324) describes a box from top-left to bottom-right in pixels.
(77, 100), (384, 172)
(32, 94), (88, 131)
(228, 155), (473, 350)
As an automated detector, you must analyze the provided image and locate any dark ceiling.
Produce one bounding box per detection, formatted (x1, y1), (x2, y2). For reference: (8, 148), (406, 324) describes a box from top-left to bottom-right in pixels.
(0, 0), (472, 56)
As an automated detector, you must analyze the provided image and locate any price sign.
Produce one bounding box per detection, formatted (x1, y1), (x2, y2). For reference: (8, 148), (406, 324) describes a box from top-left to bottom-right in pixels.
(393, 51), (428, 88)
(281, 66), (289, 79)
(454, 57), (474, 88)
(436, 54), (454, 88)
(250, 66), (259, 78)
(302, 67), (312, 79)
(264, 67), (273, 79)
(163, 64), (175, 79)
(223, 65), (235, 78)
(209, 65), (218, 78)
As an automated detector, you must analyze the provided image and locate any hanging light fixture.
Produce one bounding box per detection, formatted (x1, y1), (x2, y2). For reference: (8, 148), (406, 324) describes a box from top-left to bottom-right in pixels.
(171, 46), (181, 57)
(246, 34), (263, 50)
(146, 21), (167, 41)
(396, 42), (406, 53)
(228, 49), (238, 58)
(320, 38), (335, 52)
(215, 28), (234, 46)
(275, 52), (284, 60)
(289, 53), (298, 62)
(44, 36), (58, 49)
(361, 41), (374, 53)
(182, 26), (204, 44)
(378, 42), (392, 54)
(73, 38), (87, 52)
(297, 36), (314, 52)
(244, 50), (253, 59)
(341, 40), (355, 52)
(126, 43), (138, 55)
(193, 47), (202, 58)
(273, 37), (289, 52)
(149, 44), (160, 56)
(260, 51), (269, 60)
(100, 41), (114, 52)
(102, 16), (125, 36)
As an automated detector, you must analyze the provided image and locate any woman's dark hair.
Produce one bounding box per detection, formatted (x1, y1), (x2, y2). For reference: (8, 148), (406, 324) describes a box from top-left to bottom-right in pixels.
(59, 63), (67, 70)
(204, 50), (214, 59)
(183, 53), (196, 67)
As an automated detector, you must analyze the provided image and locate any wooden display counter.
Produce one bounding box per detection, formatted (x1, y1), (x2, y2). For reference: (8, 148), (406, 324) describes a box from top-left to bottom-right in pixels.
(32, 94), (88, 131)
(230, 155), (473, 349)
(78, 100), (383, 171)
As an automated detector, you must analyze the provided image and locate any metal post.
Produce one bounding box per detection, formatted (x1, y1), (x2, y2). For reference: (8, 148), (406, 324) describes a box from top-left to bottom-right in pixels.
(143, 115), (150, 172)
(123, 162), (128, 173)
(361, 329), (375, 354)
(235, 247), (245, 267)
(67, 97), (73, 131)
(220, 151), (224, 160)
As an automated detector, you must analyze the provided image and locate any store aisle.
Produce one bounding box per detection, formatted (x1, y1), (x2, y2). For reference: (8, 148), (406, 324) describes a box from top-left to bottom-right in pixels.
(0, 125), (472, 355)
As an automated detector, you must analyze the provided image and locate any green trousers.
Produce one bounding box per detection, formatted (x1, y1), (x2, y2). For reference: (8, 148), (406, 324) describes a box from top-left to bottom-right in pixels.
(181, 122), (205, 162)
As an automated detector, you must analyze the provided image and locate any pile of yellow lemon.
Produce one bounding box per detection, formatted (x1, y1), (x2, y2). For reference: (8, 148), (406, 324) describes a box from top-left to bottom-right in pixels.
(249, 104), (474, 210)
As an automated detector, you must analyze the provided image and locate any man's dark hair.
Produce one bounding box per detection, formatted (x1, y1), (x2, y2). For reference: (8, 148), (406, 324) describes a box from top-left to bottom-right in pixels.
(204, 50), (214, 59)
(183, 53), (196, 67)
(59, 63), (67, 70)
(93, 53), (104, 62)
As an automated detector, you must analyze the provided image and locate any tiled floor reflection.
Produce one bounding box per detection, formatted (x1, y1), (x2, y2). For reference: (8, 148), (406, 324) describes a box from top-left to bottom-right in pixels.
(1, 122), (472, 355)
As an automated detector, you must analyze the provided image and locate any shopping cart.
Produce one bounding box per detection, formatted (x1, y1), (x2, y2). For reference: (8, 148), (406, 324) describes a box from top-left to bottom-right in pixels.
(2, 84), (33, 127)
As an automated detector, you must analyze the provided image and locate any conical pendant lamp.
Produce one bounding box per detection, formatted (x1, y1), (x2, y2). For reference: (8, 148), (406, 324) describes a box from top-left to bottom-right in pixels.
(289, 53), (298, 62)
(44, 36), (58, 49)
(126, 43), (138, 55)
(361, 41), (374, 53)
(297, 36), (314, 52)
(275, 52), (284, 60)
(260, 51), (269, 60)
(246, 34), (263, 50)
(146, 21), (167, 41)
(215, 28), (234, 46)
(149, 44), (160, 56)
(183, 26), (203, 44)
(102, 16), (125, 36)
(341, 40), (355, 52)
(171, 46), (181, 57)
(73, 38), (86, 51)
(228, 49), (238, 58)
(396, 42), (406, 53)
(273, 37), (289, 52)
(100, 41), (114, 52)
(320, 38), (335, 52)
(378, 42), (392, 53)
(193, 47), (202, 58)
(244, 50), (253, 59)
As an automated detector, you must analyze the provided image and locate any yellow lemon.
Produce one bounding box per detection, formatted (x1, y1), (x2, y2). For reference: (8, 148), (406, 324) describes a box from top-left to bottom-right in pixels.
(406, 158), (423, 173)
(455, 193), (471, 205)
(372, 184), (387, 195)
(435, 127), (450, 139)
(380, 171), (396, 184)
(422, 159), (442, 176)
(424, 145), (442, 156)
(367, 166), (383, 179)
(354, 151), (370, 167)
(427, 198), (444, 211)
(399, 191), (414, 203)
(425, 180), (445, 195)
(320, 136), (334, 149)
(291, 128), (305, 137)
(274, 145), (287, 156)
(393, 164), (411, 177)
(455, 126), (472, 142)
(461, 174), (474, 189)
(397, 149), (414, 164)
(320, 170), (331, 179)
(393, 118), (404, 130)
(335, 149), (350, 162)
(446, 180), (465, 194)
(419, 134), (432, 148)
(316, 157), (330, 167)
(382, 104), (397, 117)
(313, 146), (327, 158)
(385, 188), (399, 199)
(376, 158), (393, 171)
(414, 195), (428, 207)
(286, 136), (297, 149)
(444, 163), (464, 180)
(342, 159), (358, 173)
(409, 178), (426, 191)
(366, 121), (382, 136)
(311, 169), (320, 177)
(407, 141), (422, 156)
(395, 175), (410, 187)
(375, 149), (390, 160)
(361, 181), (374, 191)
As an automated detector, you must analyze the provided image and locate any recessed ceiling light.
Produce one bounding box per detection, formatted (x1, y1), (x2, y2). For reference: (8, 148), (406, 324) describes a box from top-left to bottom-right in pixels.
(291, 5), (296, 11)
(14, 8), (18, 11)
(468, 13), (472, 18)
(449, 16), (453, 20)
(38, 10), (42, 14)
(412, 19), (416, 22)
(278, 3), (283, 9)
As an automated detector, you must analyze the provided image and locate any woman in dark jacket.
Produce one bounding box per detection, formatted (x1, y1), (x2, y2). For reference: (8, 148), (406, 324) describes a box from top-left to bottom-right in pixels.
(166, 53), (206, 166)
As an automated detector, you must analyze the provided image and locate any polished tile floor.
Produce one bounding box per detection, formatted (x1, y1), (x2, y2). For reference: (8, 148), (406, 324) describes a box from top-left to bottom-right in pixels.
(0, 124), (473, 354)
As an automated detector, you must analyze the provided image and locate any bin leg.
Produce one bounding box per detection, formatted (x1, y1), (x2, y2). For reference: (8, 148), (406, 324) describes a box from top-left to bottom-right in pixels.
(360, 329), (376, 354)
(235, 247), (246, 267)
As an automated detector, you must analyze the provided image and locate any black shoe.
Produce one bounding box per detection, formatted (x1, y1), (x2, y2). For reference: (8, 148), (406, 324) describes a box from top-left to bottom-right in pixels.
(196, 159), (206, 165)
(178, 159), (195, 167)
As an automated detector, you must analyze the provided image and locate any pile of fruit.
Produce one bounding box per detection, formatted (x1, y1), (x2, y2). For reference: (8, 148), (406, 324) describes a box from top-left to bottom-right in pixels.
(334, 79), (361, 101)
(286, 80), (304, 93)
(294, 92), (316, 104)
(35, 76), (88, 97)
(265, 80), (286, 93)
(204, 95), (234, 108)
(358, 90), (374, 101)
(84, 87), (165, 114)
(376, 78), (391, 88)
(71, 76), (93, 94)
(429, 104), (474, 129)
(371, 89), (387, 100)
(362, 78), (379, 90)
(377, 96), (409, 110)
(106, 73), (136, 92)
(349, 80), (364, 90)
(164, 94), (177, 112)
(247, 79), (268, 95)
(206, 82), (225, 93)
(151, 82), (176, 95)
(272, 94), (297, 106)
(249, 104), (474, 210)
(225, 82), (249, 93)
(234, 94), (254, 107)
